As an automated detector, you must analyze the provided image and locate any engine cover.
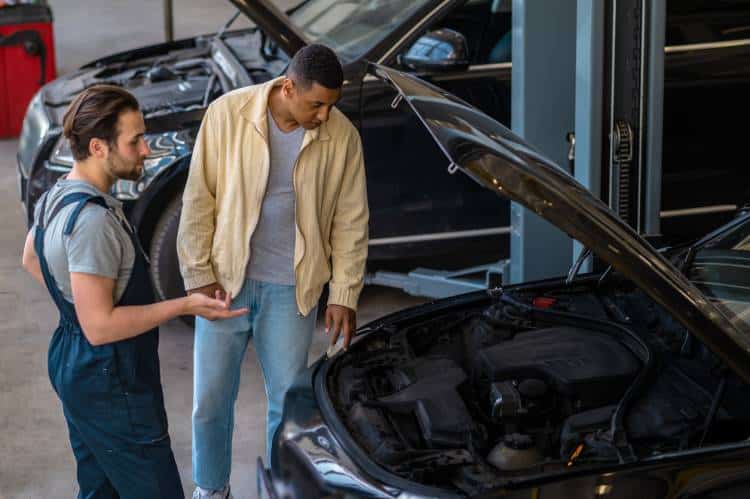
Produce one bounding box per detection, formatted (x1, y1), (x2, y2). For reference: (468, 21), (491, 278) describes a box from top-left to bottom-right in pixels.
(478, 326), (640, 408)
(129, 77), (210, 114)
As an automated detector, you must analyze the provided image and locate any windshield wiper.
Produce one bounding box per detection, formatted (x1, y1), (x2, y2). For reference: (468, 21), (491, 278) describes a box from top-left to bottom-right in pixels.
(287, 0), (313, 15)
(216, 9), (242, 41)
(679, 245), (698, 274)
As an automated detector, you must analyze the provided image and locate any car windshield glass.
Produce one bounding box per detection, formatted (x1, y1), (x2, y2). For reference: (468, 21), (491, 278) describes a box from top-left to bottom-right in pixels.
(687, 214), (750, 335)
(289, 0), (432, 63)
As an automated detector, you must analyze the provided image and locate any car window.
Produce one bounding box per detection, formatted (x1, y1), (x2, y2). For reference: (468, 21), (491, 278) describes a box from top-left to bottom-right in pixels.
(439, 0), (512, 64)
(666, 0), (750, 46)
(396, 0), (512, 68)
(289, 0), (432, 63)
(688, 215), (750, 334)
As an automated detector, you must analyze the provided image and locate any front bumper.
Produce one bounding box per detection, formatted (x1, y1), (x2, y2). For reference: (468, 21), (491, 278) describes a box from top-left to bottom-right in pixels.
(267, 294), (493, 498)
(257, 459), (279, 499)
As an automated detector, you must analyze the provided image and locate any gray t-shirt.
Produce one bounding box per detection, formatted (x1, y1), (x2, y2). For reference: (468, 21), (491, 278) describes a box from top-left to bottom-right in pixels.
(32, 179), (135, 303)
(246, 110), (305, 285)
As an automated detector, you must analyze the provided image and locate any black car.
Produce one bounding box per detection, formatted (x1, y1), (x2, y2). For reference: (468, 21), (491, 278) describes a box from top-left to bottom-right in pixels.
(259, 65), (750, 499)
(16, 0), (750, 302)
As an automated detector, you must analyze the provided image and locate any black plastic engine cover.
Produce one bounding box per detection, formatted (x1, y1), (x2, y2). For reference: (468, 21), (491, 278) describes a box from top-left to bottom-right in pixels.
(372, 360), (474, 448)
(129, 77), (210, 113)
(478, 326), (640, 408)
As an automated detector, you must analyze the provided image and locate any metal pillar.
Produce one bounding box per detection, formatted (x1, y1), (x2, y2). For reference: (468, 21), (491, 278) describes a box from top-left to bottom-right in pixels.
(572, 0), (605, 272)
(643, 1), (666, 236)
(509, 0), (576, 283)
(602, 0), (665, 236)
(164, 0), (174, 42)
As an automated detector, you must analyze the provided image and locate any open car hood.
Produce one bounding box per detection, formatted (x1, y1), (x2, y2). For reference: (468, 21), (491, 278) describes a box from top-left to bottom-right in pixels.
(228, 0), (307, 57)
(371, 64), (750, 383)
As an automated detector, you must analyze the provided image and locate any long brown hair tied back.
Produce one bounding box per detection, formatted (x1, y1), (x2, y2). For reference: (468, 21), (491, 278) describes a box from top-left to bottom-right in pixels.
(62, 85), (140, 162)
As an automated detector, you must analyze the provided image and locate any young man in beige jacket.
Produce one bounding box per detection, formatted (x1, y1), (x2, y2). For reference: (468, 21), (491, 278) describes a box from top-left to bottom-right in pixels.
(177, 45), (369, 499)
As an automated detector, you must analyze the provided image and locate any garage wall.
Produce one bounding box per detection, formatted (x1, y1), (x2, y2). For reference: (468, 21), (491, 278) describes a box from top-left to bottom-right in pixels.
(48, 0), (297, 75)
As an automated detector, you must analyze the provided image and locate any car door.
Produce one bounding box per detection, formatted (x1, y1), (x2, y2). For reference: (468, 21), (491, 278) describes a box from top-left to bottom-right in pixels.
(360, 0), (513, 267)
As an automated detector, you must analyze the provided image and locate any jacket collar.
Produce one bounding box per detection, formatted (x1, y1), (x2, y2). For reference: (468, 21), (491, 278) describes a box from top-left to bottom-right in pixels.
(238, 76), (331, 143)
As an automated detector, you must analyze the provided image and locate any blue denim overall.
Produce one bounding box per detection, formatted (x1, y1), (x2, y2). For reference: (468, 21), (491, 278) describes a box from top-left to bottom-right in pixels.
(35, 191), (184, 499)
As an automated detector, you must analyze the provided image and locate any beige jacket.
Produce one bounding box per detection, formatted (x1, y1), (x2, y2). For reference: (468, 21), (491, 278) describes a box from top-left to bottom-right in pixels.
(177, 77), (369, 315)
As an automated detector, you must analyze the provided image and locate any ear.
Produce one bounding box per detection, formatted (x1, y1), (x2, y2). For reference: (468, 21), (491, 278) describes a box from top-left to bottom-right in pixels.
(89, 137), (109, 159)
(282, 77), (295, 98)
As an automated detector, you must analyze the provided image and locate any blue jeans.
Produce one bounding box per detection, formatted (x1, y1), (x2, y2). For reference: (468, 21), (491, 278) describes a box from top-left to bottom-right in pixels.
(192, 279), (316, 491)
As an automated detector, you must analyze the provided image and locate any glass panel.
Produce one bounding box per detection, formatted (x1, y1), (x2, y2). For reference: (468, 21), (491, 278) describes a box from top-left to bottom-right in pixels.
(689, 216), (750, 334)
(290, 0), (432, 63)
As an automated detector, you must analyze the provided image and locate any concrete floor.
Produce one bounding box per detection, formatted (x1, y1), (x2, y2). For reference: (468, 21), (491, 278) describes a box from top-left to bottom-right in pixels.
(0, 2), (429, 498)
(48, 0), (256, 75)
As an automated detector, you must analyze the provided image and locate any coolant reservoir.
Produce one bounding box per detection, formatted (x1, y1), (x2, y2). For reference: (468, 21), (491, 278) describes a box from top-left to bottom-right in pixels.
(487, 433), (542, 471)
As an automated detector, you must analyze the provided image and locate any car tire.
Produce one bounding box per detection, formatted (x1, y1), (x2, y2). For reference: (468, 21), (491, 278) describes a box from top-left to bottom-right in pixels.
(149, 194), (191, 324)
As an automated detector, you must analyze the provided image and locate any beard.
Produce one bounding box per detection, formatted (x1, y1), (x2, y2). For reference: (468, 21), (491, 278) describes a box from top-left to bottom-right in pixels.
(105, 148), (143, 181)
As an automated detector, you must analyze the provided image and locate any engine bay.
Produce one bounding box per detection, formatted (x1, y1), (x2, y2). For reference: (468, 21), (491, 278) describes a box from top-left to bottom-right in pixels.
(324, 280), (750, 495)
(42, 30), (283, 128)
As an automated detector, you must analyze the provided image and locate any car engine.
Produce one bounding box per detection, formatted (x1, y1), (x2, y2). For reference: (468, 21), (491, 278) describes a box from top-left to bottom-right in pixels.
(42, 31), (281, 129)
(43, 48), (222, 124)
(324, 283), (750, 495)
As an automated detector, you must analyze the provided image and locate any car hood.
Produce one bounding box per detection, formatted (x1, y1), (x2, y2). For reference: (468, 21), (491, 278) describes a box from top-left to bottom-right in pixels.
(40, 41), (218, 129)
(372, 64), (750, 383)
(228, 0), (307, 57)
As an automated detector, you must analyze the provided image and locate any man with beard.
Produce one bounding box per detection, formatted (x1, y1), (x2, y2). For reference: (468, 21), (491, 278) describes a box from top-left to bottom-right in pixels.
(21, 85), (247, 499)
(178, 44), (369, 499)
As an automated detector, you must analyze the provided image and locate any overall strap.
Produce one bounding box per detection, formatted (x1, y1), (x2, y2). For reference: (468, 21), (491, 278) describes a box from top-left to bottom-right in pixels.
(35, 192), (110, 323)
(49, 192), (108, 233)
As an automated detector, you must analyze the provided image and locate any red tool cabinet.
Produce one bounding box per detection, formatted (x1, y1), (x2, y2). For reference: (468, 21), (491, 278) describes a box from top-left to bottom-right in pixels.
(0, 4), (56, 137)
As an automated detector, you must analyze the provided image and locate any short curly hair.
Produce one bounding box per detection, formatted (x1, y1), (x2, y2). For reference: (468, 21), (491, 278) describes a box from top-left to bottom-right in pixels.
(288, 44), (343, 90)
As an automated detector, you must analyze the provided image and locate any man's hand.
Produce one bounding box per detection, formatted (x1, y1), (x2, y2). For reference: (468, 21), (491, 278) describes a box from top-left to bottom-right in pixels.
(187, 282), (226, 300)
(325, 304), (356, 350)
(184, 290), (248, 321)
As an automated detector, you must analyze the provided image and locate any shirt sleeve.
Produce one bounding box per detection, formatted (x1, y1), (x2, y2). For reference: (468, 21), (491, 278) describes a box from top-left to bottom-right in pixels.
(65, 205), (123, 280)
(177, 102), (220, 290)
(327, 127), (369, 311)
(31, 191), (48, 231)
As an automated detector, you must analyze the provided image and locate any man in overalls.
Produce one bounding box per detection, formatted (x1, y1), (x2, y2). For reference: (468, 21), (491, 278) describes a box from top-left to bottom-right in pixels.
(21, 85), (246, 498)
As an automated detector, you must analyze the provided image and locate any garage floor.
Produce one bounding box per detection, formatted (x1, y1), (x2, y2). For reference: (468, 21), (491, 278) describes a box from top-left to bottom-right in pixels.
(0, 2), (429, 498)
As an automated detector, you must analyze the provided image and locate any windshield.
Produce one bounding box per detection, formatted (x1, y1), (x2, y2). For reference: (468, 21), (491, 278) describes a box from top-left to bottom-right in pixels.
(688, 213), (750, 334)
(289, 0), (432, 63)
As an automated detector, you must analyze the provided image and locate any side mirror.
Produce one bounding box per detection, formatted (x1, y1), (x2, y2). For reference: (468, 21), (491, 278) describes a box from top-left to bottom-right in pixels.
(400, 28), (469, 73)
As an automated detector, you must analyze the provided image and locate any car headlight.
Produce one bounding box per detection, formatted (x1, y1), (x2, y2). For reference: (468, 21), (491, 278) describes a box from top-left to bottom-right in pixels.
(48, 133), (74, 168)
(18, 90), (51, 178)
(47, 130), (193, 200)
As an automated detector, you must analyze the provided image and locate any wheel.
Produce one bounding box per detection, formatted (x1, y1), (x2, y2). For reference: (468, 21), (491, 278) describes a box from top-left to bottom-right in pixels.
(149, 194), (191, 324)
